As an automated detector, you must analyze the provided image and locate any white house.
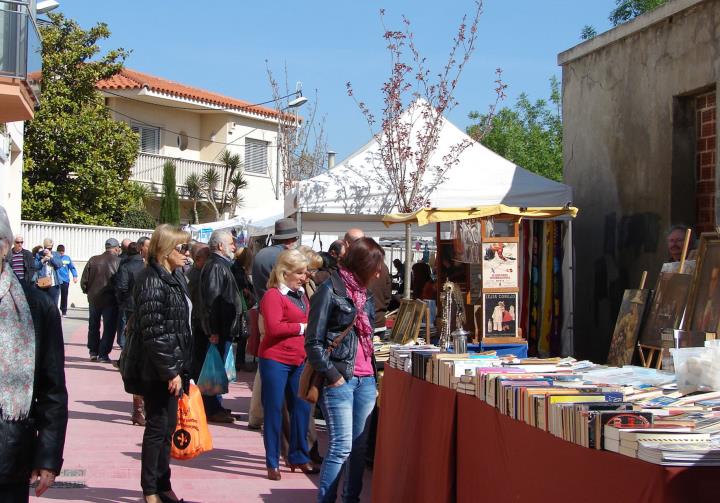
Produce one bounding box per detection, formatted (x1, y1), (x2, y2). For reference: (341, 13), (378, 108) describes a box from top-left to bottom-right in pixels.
(97, 68), (290, 223)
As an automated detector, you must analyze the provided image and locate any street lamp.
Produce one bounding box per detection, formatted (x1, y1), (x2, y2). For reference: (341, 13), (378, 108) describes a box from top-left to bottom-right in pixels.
(37, 1), (60, 14)
(275, 93), (307, 199)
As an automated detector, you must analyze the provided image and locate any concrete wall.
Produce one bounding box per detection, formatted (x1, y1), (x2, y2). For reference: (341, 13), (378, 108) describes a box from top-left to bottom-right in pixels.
(559, 0), (720, 361)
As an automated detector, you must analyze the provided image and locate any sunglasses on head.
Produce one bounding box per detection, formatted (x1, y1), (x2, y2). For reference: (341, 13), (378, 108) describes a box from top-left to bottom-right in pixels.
(175, 243), (190, 253)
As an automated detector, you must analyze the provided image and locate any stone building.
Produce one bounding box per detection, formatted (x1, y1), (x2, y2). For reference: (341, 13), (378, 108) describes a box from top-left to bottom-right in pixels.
(558, 0), (718, 361)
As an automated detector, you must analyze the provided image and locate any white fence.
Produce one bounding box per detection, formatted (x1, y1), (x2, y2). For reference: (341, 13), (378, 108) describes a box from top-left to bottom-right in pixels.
(21, 221), (153, 261)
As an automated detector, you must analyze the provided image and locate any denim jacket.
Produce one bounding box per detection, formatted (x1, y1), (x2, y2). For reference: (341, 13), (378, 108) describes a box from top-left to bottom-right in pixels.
(34, 251), (63, 286)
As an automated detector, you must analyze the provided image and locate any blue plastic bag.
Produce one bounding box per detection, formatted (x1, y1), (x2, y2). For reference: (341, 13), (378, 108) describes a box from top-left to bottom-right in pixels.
(197, 344), (229, 396)
(224, 341), (236, 383)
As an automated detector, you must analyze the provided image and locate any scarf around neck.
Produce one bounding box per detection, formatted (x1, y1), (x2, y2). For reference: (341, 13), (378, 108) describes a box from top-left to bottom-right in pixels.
(0, 266), (36, 421)
(338, 266), (374, 355)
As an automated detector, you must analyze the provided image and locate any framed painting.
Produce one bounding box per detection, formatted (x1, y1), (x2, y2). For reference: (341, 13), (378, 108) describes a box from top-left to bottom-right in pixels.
(685, 234), (720, 333)
(452, 219), (481, 264)
(638, 272), (692, 347)
(606, 289), (650, 367)
(482, 242), (519, 289)
(482, 292), (518, 338)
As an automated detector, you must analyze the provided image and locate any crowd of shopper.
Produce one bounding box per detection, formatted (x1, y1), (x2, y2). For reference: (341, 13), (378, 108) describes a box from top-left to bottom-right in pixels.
(3, 215), (393, 503)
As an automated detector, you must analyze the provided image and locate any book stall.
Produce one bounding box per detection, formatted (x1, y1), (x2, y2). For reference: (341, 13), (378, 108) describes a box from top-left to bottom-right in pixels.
(371, 228), (720, 502)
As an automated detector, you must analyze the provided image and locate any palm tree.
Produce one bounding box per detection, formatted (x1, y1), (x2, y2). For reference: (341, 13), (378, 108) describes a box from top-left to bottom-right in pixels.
(196, 150), (247, 220)
(184, 173), (202, 224)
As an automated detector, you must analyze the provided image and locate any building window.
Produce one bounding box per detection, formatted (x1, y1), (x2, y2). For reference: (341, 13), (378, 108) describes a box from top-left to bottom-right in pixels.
(131, 124), (160, 154)
(245, 138), (269, 175)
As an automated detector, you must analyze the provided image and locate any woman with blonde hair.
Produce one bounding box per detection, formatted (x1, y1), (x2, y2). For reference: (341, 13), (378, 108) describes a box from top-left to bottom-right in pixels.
(131, 224), (192, 503)
(298, 245), (324, 298)
(259, 248), (317, 480)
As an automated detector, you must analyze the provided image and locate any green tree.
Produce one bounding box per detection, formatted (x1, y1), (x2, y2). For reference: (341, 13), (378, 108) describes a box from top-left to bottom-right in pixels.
(468, 77), (563, 182)
(22, 13), (140, 225)
(195, 150), (247, 221)
(581, 0), (667, 39)
(184, 173), (202, 224)
(159, 161), (180, 225)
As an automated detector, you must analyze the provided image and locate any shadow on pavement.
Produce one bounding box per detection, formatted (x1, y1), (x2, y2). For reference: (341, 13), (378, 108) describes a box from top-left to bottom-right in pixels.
(78, 400), (132, 414)
(68, 410), (130, 424)
(260, 488), (318, 502)
(122, 447), (270, 478)
(34, 485), (142, 502)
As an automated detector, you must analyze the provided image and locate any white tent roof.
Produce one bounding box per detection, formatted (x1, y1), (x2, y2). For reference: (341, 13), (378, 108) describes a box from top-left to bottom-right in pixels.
(285, 106), (572, 234)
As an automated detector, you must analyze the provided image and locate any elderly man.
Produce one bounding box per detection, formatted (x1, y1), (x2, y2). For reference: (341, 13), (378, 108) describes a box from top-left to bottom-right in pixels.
(10, 234), (36, 285)
(199, 230), (244, 423)
(247, 218), (300, 429)
(81, 238), (121, 363)
(0, 206), (68, 502)
(667, 225), (695, 262)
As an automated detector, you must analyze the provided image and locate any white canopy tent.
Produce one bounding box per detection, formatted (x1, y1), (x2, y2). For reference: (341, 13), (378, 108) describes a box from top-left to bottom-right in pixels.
(284, 111), (573, 235)
(186, 199), (284, 242)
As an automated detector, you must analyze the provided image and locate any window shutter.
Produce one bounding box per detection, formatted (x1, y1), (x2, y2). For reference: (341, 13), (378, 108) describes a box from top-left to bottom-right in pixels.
(131, 124), (160, 154)
(245, 139), (268, 175)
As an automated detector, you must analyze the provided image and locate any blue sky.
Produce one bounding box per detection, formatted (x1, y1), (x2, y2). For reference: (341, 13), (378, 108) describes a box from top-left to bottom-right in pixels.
(55, 0), (617, 160)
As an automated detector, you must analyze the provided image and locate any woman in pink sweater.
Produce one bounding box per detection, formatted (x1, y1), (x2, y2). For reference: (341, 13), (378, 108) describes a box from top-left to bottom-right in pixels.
(259, 249), (317, 480)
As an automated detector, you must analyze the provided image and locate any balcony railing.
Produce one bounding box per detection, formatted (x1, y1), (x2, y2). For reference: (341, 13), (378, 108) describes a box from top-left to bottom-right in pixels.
(0, 1), (41, 82)
(131, 152), (225, 199)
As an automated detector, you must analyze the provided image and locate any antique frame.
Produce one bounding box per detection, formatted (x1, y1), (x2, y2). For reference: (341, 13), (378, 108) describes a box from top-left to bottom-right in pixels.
(684, 233), (720, 333)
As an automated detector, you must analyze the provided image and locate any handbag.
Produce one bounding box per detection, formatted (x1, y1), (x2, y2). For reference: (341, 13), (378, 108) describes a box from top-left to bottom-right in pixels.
(298, 316), (356, 404)
(118, 315), (144, 395)
(246, 308), (260, 357)
(36, 275), (52, 289)
(170, 384), (213, 460)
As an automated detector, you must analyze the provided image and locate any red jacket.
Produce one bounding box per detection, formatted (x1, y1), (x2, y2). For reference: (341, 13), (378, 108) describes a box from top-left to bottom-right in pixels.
(259, 286), (309, 366)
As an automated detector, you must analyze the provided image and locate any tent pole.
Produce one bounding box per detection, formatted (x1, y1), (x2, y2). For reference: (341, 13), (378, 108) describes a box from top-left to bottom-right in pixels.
(404, 223), (412, 299)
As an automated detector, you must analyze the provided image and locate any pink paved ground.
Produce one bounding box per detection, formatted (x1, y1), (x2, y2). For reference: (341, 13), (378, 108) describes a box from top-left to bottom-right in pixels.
(31, 311), (372, 503)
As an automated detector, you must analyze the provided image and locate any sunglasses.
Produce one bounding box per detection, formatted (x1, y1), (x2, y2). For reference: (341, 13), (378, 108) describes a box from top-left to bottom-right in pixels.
(14, 241), (23, 244)
(175, 243), (190, 253)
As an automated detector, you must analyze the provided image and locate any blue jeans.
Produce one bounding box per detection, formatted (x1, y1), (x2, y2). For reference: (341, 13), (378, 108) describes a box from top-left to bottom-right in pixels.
(87, 303), (118, 358)
(116, 311), (128, 349)
(259, 357), (310, 469)
(318, 376), (376, 503)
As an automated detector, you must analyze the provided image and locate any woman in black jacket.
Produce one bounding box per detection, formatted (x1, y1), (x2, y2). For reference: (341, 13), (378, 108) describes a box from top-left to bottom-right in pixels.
(0, 206), (68, 503)
(305, 237), (384, 503)
(133, 224), (192, 503)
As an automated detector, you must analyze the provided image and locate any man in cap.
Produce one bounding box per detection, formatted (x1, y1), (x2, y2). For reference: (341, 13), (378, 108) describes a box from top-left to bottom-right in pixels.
(247, 218), (299, 429)
(81, 238), (122, 362)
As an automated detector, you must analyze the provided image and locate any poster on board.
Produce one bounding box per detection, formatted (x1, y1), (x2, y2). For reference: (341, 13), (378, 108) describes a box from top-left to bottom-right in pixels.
(483, 292), (518, 338)
(482, 242), (518, 289)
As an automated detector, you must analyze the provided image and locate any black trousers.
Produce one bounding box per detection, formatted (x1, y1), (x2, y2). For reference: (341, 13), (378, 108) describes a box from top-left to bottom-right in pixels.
(59, 282), (69, 315)
(141, 381), (178, 496)
(0, 483), (29, 503)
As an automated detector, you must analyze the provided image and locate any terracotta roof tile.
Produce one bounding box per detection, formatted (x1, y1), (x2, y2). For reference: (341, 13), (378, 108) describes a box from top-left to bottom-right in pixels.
(97, 68), (282, 120)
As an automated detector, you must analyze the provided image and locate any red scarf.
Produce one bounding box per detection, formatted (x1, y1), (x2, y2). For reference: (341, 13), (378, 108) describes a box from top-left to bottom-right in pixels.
(338, 266), (374, 354)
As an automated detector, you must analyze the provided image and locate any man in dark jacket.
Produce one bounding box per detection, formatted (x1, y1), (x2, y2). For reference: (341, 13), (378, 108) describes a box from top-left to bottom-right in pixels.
(187, 243), (210, 384)
(0, 206), (68, 502)
(199, 230), (243, 422)
(81, 238), (121, 362)
(9, 235), (36, 285)
(114, 242), (144, 349)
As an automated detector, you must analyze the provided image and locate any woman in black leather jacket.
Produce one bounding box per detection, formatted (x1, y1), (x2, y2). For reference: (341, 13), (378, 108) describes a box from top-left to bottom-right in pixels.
(133, 224), (192, 503)
(0, 206), (68, 503)
(305, 237), (384, 503)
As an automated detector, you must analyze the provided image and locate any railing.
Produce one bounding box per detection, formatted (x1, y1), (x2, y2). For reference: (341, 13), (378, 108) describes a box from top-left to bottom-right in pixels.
(21, 221), (153, 261)
(131, 152), (225, 198)
(0, 1), (41, 81)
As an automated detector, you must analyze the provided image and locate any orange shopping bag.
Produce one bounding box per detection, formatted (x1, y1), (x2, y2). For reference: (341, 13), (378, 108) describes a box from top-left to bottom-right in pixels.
(170, 383), (213, 460)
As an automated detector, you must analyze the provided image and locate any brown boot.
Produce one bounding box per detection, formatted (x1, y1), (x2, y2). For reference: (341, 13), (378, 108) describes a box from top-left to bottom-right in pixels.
(132, 395), (146, 426)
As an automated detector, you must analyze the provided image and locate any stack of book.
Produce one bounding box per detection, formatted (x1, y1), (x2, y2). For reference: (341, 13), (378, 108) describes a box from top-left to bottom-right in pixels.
(637, 440), (720, 466)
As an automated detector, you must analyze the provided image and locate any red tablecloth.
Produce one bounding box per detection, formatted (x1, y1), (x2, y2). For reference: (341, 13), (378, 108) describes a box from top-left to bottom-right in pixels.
(372, 366), (457, 503)
(373, 367), (720, 503)
(456, 392), (720, 503)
